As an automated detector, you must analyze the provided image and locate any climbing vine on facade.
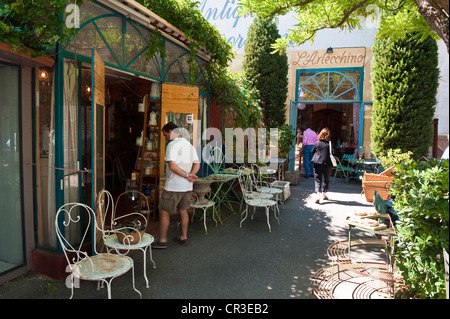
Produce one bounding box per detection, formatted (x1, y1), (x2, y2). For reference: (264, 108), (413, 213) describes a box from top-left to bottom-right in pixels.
(0, 0), (82, 56)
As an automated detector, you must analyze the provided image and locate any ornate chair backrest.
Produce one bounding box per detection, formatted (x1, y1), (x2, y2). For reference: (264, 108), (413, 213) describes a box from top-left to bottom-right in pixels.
(97, 189), (115, 231)
(96, 190), (115, 252)
(237, 166), (256, 201)
(250, 163), (260, 182)
(249, 163), (271, 190)
(334, 156), (343, 167)
(55, 202), (100, 274)
(113, 190), (150, 234)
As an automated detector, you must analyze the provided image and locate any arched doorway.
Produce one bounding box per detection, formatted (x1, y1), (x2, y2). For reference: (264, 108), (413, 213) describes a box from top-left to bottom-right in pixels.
(296, 68), (363, 149)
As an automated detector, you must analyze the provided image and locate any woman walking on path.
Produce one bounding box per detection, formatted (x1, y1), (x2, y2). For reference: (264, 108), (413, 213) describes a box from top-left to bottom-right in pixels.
(311, 127), (334, 204)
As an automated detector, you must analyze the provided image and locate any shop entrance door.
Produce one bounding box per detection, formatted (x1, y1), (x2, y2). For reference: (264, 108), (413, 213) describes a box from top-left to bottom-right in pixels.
(296, 68), (363, 147)
(159, 83), (199, 177)
(312, 108), (342, 144)
(91, 49), (105, 206)
(0, 62), (24, 274)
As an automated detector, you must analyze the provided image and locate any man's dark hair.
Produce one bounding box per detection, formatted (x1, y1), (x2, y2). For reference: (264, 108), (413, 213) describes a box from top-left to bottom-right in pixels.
(162, 122), (178, 133)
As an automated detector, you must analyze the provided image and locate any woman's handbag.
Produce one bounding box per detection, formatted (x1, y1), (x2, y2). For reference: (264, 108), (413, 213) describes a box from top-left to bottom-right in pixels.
(329, 141), (337, 167)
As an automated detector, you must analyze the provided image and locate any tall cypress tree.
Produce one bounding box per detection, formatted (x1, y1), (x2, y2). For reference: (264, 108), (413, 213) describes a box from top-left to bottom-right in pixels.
(370, 34), (439, 159)
(243, 17), (289, 128)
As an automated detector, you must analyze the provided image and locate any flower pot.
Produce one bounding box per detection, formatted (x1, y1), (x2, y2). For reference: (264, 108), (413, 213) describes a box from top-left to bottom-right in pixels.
(193, 180), (212, 204)
(116, 230), (146, 245)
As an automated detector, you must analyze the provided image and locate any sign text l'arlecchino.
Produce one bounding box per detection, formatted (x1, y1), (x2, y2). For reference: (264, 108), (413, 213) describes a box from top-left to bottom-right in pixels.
(293, 50), (365, 66)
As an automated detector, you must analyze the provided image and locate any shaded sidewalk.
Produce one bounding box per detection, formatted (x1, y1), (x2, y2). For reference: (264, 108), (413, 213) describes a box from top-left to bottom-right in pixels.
(0, 177), (379, 299)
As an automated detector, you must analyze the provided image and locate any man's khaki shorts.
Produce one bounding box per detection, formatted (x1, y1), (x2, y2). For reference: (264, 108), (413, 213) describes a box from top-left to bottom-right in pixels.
(158, 190), (192, 214)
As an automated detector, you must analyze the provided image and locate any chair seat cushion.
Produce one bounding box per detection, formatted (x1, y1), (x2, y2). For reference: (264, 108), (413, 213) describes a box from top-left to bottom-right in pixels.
(73, 254), (133, 280)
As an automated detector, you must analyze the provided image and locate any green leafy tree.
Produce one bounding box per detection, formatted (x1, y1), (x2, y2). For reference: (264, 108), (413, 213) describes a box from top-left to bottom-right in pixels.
(1, 0), (248, 133)
(139, 1), (263, 131)
(370, 32), (439, 159)
(0, 0), (81, 56)
(238, 0), (449, 54)
(212, 69), (262, 129)
(137, 0), (233, 72)
(243, 17), (289, 128)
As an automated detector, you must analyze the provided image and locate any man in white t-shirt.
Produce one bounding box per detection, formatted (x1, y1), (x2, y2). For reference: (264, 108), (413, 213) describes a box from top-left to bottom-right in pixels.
(154, 122), (200, 248)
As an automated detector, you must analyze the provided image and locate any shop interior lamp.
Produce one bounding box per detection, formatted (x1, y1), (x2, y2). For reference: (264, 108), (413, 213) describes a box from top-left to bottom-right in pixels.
(326, 47), (333, 53)
(39, 68), (49, 81)
(297, 102), (306, 110)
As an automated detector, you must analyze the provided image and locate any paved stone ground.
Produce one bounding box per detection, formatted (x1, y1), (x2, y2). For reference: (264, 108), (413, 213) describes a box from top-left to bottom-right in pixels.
(0, 176), (385, 301)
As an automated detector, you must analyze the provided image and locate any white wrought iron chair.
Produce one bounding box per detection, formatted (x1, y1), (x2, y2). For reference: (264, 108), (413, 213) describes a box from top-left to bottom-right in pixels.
(97, 189), (156, 289)
(333, 156), (352, 183)
(55, 202), (141, 299)
(347, 158), (365, 182)
(250, 164), (284, 212)
(238, 166), (273, 201)
(254, 163), (277, 183)
(189, 192), (220, 234)
(238, 170), (279, 232)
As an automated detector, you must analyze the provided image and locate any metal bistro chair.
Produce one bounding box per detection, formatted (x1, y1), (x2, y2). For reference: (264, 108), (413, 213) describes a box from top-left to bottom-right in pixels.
(250, 164), (284, 212)
(348, 158), (365, 182)
(342, 153), (355, 161)
(255, 163), (277, 184)
(238, 170), (279, 232)
(333, 156), (352, 183)
(55, 202), (141, 299)
(189, 192), (220, 235)
(97, 190), (156, 289)
(238, 166), (273, 201)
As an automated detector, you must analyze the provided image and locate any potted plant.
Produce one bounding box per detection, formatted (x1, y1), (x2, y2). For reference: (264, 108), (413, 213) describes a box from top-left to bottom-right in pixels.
(115, 218), (146, 245)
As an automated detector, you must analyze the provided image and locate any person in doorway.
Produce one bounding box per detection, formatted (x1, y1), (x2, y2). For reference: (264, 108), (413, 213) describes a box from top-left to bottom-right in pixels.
(302, 123), (318, 178)
(153, 122), (200, 248)
(311, 127), (334, 204)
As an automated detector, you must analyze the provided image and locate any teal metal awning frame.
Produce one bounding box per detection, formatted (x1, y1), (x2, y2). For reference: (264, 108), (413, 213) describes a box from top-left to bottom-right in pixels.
(61, 0), (210, 90)
(47, 0), (213, 252)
